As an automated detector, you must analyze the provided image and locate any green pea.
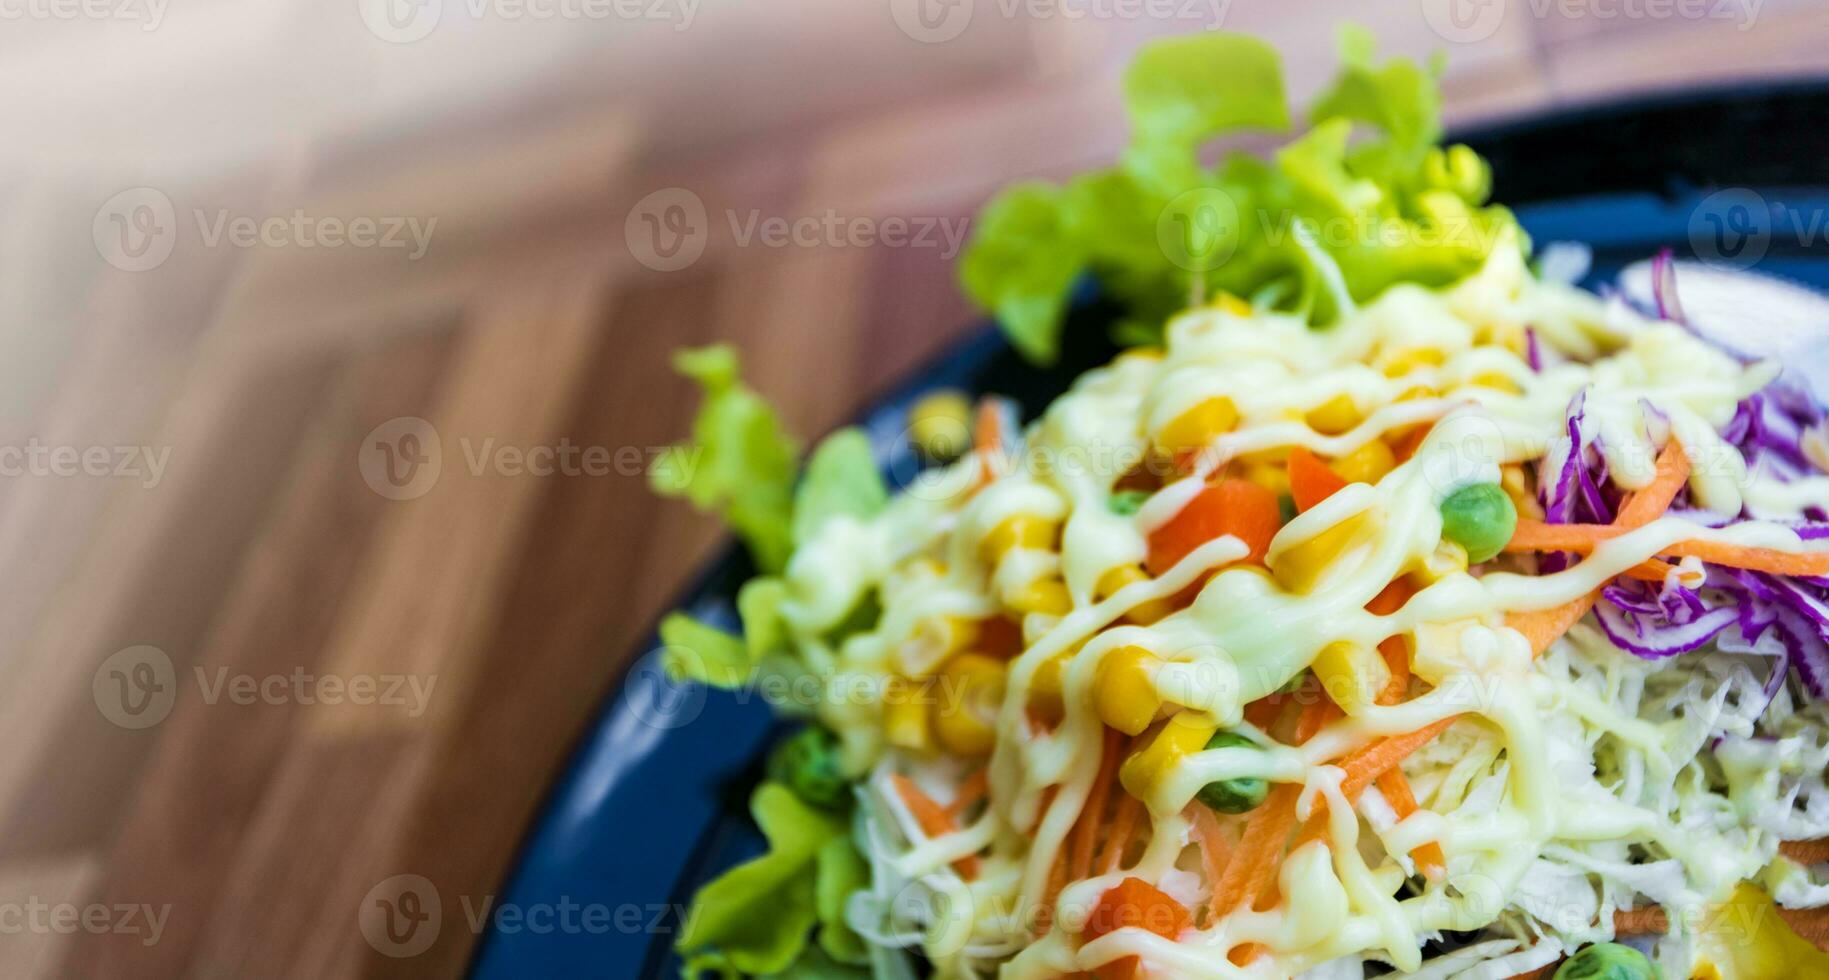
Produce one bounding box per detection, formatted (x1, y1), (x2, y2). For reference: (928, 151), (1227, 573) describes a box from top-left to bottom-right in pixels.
(1109, 489), (1152, 516)
(767, 726), (849, 810)
(1440, 482), (1517, 563)
(1195, 731), (1269, 814)
(1553, 942), (1659, 980)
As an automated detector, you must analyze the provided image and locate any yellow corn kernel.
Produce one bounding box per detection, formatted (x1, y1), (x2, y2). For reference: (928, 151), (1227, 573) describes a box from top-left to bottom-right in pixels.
(1305, 394), (1361, 435)
(898, 615), (980, 677)
(883, 676), (933, 752)
(1410, 540), (1469, 584)
(1119, 713), (1220, 802)
(1244, 460), (1290, 498)
(1237, 445), (1290, 467)
(1470, 371), (1522, 395)
(908, 389), (972, 460)
(1027, 647), (1074, 725)
(1330, 439), (1396, 486)
(1094, 645), (1164, 736)
(1311, 640), (1390, 715)
(1210, 292), (1252, 316)
(1095, 564), (1174, 625)
(1271, 512), (1376, 594)
(1157, 397), (1238, 456)
(1500, 463), (1540, 519)
(932, 653), (1006, 756)
(980, 515), (1059, 565)
(1115, 346), (1164, 366)
(1382, 347), (1445, 378)
(1008, 578), (1072, 616)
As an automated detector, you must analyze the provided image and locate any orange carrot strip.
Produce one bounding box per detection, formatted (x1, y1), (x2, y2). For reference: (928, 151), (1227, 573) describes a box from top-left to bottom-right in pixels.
(1216, 783), (1300, 914)
(1507, 598), (1599, 659)
(1782, 906), (1829, 949)
(1374, 767), (1447, 879)
(1294, 716), (1464, 853)
(1289, 447), (1348, 513)
(1616, 903), (1828, 952)
(891, 773), (979, 879)
(1613, 906), (1669, 935)
(1783, 838), (1829, 865)
(1621, 558), (1674, 581)
(1665, 540), (1829, 576)
(1617, 440), (1691, 528)
(1069, 730), (1124, 882)
(1336, 716), (1462, 798)
(1501, 444), (1689, 659)
(1391, 423), (1433, 464)
(945, 769), (989, 820)
(1243, 694), (1285, 731)
(1188, 806), (1233, 921)
(1367, 579), (1417, 704)
(1505, 965), (1560, 980)
(1146, 478), (1281, 574)
(1507, 522), (1829, 577)
(1098, 793), (1145, 875)
(974, 399), (1005, 484)
(1084, 877), (1192, 980)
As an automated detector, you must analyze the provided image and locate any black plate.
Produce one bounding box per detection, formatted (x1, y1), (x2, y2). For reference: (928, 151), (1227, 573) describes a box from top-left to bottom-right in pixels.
(470, 80), (1829, 979)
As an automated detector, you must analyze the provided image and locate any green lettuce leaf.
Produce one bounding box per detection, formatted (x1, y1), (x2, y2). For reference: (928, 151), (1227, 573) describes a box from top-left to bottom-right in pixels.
(813, 836), (871, 966)
(791, 428), (887, 547)
(958, 183), (1086, 366)
(650, 345), (799, 573)
(659, 612), (752, 689)
(677, 783), (852, 977)
(956, 27), (1522, 364)
(1122, 32), (1289, 161)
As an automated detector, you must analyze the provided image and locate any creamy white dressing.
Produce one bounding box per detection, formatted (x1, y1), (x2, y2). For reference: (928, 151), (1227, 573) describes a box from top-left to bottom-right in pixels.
(807, 239), (1829, 978)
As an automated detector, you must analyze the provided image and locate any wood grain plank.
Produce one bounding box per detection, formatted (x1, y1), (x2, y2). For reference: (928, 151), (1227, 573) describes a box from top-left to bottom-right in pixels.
(54, 325), (459, 979)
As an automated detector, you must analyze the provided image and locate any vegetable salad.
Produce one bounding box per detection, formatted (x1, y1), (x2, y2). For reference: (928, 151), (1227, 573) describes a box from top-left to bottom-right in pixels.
(648, 29), (1829, 980)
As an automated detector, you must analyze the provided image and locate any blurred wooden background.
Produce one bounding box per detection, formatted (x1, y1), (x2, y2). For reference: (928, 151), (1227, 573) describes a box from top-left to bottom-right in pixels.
(3, 1), (1827, 976)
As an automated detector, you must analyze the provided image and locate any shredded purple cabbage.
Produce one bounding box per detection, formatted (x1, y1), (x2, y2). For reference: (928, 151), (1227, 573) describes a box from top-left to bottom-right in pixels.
(1525, 328), (1543, 372)
(1530, 368), (1829, 702)
(1650, 247), (1686, 324)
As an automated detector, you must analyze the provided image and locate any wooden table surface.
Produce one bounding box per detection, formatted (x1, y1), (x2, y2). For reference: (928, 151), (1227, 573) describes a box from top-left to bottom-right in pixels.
(7, 3), (1827, 976)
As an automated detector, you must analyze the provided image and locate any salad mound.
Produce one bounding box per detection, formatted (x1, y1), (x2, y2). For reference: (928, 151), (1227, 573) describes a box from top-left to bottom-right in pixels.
(648, 30), (1829, 980)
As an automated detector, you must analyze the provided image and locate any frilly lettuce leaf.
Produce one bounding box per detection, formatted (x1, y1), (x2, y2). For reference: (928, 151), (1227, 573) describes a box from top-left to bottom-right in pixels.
(958, 25), (1522, 364)
(651, 345), (800, 573)
(659, 611), (752, 689)
(792, 428), (887, 547)
(958, 183), (1086, 365)
(677, 783), (869, 978)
